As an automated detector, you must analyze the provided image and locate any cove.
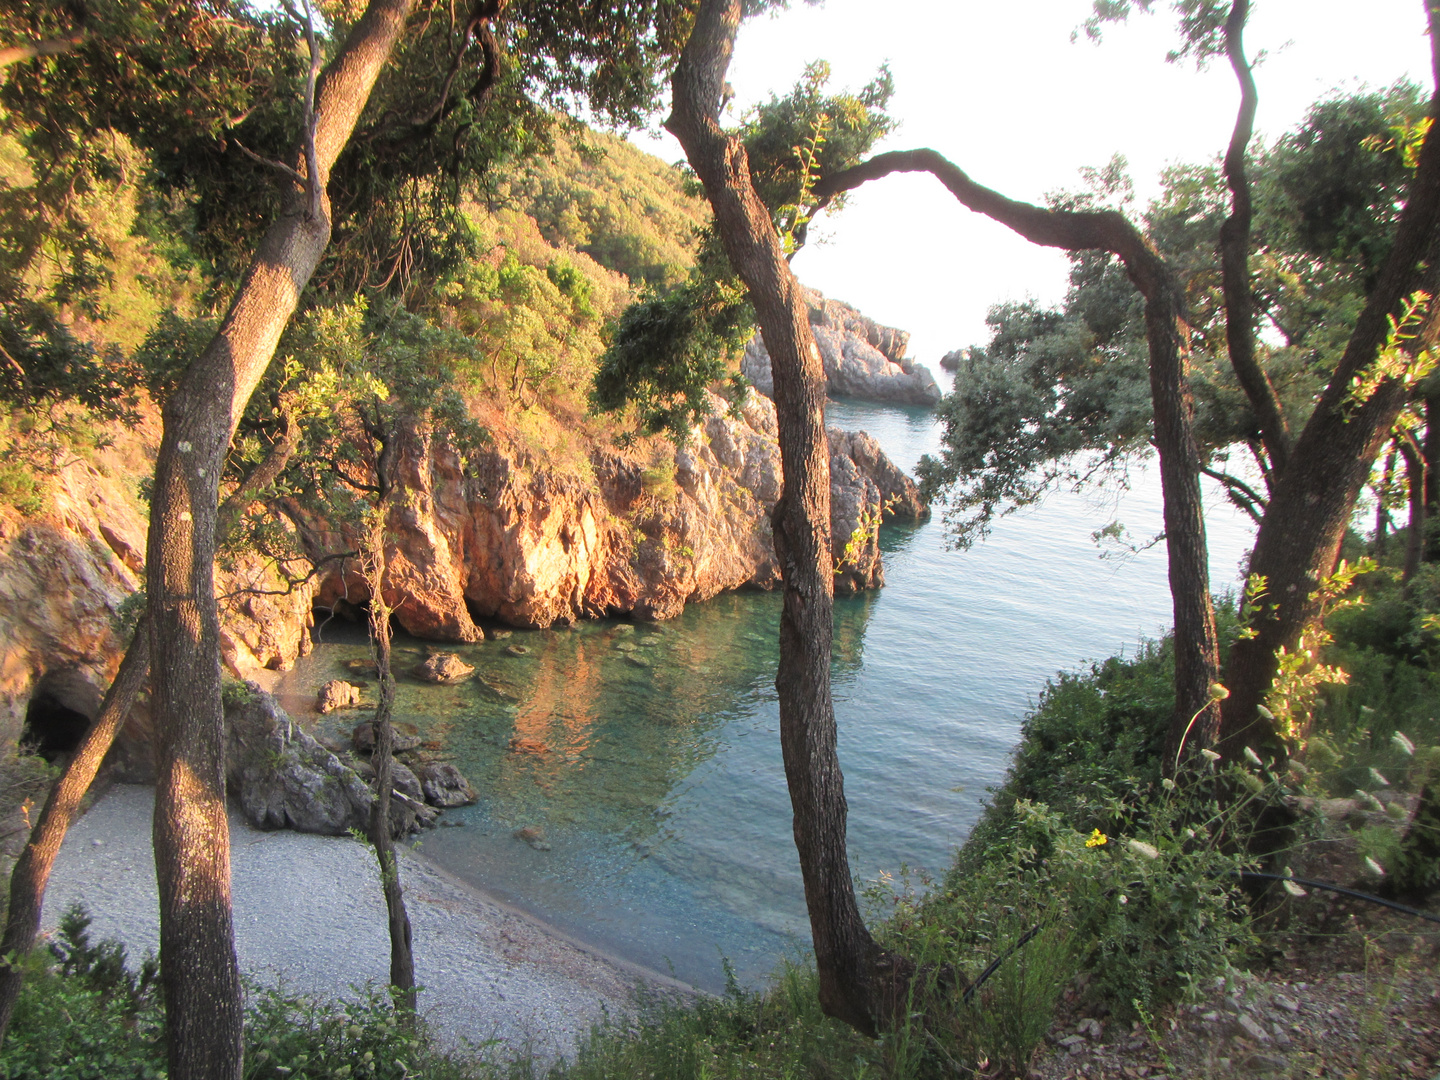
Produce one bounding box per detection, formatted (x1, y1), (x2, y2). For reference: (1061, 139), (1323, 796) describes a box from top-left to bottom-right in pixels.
(274, 391), (1256, 994)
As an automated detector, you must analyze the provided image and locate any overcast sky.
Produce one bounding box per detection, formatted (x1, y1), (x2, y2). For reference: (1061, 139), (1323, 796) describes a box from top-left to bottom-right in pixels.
(632, 1), (1434, 365)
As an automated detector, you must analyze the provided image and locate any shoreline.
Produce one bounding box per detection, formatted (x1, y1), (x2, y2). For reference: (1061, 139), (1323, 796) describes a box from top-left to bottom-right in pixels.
(43, 784), (693, 1058)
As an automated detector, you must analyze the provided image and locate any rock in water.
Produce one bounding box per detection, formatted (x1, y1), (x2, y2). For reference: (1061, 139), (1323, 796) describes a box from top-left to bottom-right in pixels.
(316, 679), (362, 714)
(414, 761), (478, 808)
(741, 286), (941, 406)
(224, 683), (373, 836)
(514, 825), (551, 851)
(939, 348), (965, 372)
(351, 720), (424, 756)
(410, 652), (475, 684)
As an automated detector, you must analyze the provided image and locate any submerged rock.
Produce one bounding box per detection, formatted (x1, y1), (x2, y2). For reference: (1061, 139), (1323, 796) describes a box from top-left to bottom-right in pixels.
(414, 761), (477, 808)
(410, 653), (475, 684)
(351, 720), (423, 756)
(317, 679), (362, 714)
(514, 825), (550, 851)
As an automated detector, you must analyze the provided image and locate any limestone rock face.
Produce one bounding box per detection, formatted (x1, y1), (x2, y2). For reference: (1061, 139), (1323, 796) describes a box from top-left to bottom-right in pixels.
(307, 391), (926, 637)
(741, 288), (941, 406)
(224, 683), (373, 836)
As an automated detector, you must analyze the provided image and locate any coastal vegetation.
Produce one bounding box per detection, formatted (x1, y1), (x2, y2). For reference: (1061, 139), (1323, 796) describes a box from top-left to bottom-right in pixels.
(0, 0), (1434, 1076)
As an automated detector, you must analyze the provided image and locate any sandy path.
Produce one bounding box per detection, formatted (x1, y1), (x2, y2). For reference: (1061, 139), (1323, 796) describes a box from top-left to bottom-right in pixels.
(42, 784), (663, 1058)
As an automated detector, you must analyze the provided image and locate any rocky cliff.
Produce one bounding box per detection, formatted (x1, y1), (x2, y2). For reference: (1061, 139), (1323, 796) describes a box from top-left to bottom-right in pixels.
(0, 384), (925, 777)
(741, 288), (942, 407)
(305, 389), (927, 637)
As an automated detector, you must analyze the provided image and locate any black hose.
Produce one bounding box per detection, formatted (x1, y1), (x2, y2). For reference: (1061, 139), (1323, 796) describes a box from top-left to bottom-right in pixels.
(963, 922), (1042, 1002)
(1240, 870), (1440, 925)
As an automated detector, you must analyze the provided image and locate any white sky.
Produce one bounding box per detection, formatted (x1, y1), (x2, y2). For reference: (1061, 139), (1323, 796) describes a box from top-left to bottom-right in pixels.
(631, 0), (1434, 364)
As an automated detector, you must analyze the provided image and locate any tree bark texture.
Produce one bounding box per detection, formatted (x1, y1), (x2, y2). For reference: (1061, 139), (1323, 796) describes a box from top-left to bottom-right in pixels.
(362, 419), (416, 1009)
(666, 0), (896, 1035)
(0, 402), (307, 1048)
(0, 622), (149, 1042)
(146, 3), (415, 1076)
(1218, 0), (1290, 477)
(814, 152), (1222, 765)
(1218, 6), (1440, 761)
(1400, 436), (1427, 583)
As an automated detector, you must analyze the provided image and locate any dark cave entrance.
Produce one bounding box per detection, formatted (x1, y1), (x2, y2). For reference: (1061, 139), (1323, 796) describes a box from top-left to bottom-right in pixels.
(21, 694), (92, 762)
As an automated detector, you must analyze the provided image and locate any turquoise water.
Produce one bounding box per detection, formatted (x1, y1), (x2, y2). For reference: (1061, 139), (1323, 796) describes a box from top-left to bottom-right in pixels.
(282, 392), (1256, 992)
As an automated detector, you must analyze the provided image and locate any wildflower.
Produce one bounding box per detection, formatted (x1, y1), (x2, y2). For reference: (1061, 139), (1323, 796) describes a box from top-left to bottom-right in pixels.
(1085, 829), (1108, 848)
(1369, 767), (1390, 787)
(1118, 894), (1129, 905)
(1392, 731), (1416, 756)
(1209, 682), (1230, 701)
(1256, 704), (1275, 721)
(1201, 748), (1221, 762)
(1161, 777), (1175, 791)
(1282, 878), (1307, 897)
(1364, 856), (1386, 877)
(1127, 839), (1160, 860)
(1243, 745), (1265, 768)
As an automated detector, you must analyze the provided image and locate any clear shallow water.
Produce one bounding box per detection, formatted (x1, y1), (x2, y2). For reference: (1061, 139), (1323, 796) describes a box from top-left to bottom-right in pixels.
(279, 391), (1255, 993)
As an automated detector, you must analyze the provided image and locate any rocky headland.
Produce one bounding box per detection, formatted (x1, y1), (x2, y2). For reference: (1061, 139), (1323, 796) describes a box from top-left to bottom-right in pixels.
(741, 288), (942, 407)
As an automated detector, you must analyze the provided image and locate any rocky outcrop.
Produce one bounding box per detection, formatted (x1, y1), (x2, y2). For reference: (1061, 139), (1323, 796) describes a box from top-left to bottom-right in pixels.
(317, 679), (362, 714)
(939, 348), (966, 372)
(225, 682), (374, 836)
(307, 389), (927, 638)
(741, 288), (941, 406)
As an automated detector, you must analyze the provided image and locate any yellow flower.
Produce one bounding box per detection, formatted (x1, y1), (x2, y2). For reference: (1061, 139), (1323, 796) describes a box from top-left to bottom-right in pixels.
(1085, 829), (1108, 848)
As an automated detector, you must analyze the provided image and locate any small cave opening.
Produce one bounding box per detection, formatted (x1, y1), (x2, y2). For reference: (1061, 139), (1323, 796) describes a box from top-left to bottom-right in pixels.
(22, 694), (93, 762)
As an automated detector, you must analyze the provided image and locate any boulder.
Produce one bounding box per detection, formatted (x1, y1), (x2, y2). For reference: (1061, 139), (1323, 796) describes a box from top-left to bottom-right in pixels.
(224, 683), (372, 836)
(413, 760), (477, 808)
(353, 757), (436, 833)
(317, 679), (362, 714)
(939, 348), (965, 372)
(514, 824), (550, 851)
(410, 653), (474, 684)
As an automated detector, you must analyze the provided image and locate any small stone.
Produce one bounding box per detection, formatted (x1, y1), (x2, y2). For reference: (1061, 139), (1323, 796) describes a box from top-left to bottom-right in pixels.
(1242, 1053), (1289, 1074)
(1272, 994), (1300, 1013)
(1201, 1011), (1220, 1022)
(504, 644), (530, 656)
(484, 628), (512, 641)
(91, 838), (103, 847)
(1059, 1035), (1085, 1050)
(626, 654), (652, 668)
(352, 721), (423, 756)
(514, 825), (550, 851)
(1233, 1013), (1270, 1043)
(614, 641), (638, 653)
(1270, 1024), (1292, 1048)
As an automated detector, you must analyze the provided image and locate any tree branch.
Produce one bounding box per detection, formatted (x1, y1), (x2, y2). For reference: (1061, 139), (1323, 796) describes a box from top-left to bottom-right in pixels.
(1218, 0), (1291, 474)
(0, 34), (84, 71)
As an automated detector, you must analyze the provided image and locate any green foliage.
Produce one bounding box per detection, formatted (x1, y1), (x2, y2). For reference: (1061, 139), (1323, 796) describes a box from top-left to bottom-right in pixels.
(923, 83), (1422, 543)
(590, 271), (753, 442)
(497, 126), (708, 289)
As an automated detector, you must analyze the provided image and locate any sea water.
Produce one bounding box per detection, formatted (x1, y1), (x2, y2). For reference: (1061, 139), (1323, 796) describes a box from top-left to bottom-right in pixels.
(279, 392), (1256, 992)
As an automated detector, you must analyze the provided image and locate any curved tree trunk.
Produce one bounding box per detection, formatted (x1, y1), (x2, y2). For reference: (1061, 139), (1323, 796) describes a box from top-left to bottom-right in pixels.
(666, 0), (900, 1035)
(1218, 0), (1290, 478)
(0, 622), (149, 1040)
(1218, 4), (1440, 762)
(814, 152), (1221, 767)
(146, 4), (415, 1076)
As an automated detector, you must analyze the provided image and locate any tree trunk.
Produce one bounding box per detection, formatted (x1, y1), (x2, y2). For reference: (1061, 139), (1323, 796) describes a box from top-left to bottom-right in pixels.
(1400, 435), (1427, 584)
(1425, 389), (1439, 559)
(1375, 445), (1397, 556)
(146, 4), (415, 1076)
(0, 401), (305, 1048)
(362, 422), (416, 1011)
(666, 0), (900, 1035)
(813, 152), (1221, 766)
(1218, 7), (1440, 762)
(0, 622), (149, 1041)
(1218, 0), (1290, 478)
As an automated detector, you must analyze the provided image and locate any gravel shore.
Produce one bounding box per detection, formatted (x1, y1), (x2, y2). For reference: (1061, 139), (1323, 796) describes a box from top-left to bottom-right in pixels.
(42, 784), (668, 1059)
